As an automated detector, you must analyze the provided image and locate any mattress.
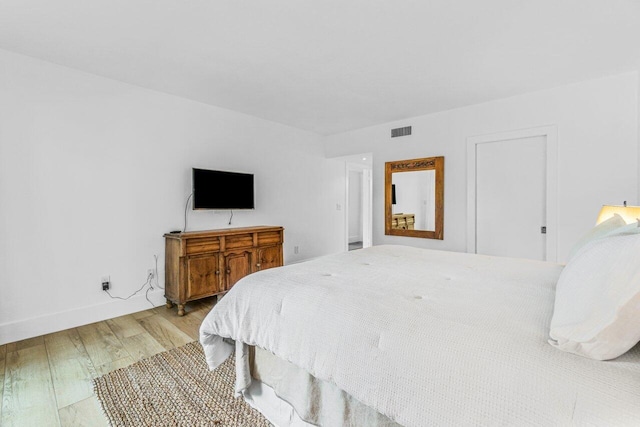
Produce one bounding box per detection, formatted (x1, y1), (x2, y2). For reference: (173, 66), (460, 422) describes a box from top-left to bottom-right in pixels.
(200, 245), (640, 426)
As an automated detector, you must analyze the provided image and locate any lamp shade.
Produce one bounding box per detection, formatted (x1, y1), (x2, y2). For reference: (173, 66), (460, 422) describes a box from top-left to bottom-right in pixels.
(595, 204), (640, 225)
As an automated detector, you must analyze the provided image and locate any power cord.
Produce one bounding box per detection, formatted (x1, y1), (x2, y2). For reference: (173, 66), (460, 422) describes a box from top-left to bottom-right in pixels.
(103, 255), (162, 309)
(183, 192), (194, 232)
(105, 272), (155, 308)
(154, 254), (163, 289)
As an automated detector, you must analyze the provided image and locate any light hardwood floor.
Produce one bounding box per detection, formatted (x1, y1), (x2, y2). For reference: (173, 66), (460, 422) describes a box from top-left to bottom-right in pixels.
(0, 297), (216, 427)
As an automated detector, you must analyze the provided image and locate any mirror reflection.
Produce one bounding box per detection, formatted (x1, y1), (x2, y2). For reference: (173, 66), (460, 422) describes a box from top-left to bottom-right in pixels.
(392, 170), (436, 231)
(385, 156), (444, 240)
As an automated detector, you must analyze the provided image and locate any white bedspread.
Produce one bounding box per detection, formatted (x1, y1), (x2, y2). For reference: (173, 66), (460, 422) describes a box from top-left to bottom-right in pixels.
(200, 245), (640, 426)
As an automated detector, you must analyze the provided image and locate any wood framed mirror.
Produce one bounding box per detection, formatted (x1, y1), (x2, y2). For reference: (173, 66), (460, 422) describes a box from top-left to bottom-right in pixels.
(385, 156), (444, 239)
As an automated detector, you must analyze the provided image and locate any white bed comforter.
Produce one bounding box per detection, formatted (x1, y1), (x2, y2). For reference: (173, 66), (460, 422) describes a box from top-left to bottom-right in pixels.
(200, 245), (640, 426)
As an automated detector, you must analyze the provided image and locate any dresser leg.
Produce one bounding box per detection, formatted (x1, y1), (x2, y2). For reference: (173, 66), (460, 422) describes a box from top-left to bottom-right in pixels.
(166, 299), (174, 309)
(177, 304), (185, 316)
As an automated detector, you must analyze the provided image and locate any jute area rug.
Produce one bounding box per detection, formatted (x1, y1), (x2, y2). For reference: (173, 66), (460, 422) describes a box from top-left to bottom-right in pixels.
(94, 341), (272, 427)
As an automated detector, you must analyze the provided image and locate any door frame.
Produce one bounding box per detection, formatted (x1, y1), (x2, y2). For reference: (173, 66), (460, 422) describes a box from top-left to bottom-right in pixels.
(466, 125), (558, 261)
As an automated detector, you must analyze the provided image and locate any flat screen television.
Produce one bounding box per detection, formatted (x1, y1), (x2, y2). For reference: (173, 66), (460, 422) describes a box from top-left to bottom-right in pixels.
(192, 168), (255, 210)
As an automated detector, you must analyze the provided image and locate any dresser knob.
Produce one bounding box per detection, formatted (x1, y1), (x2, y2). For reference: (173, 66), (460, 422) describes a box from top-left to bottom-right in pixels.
(215, 270), (220, 275)
(226, 269), (231, 274)
(256, 263), (261, 268)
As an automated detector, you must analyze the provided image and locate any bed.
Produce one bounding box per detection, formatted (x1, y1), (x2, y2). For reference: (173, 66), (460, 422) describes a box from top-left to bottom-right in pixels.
(200, 244), (640, 426)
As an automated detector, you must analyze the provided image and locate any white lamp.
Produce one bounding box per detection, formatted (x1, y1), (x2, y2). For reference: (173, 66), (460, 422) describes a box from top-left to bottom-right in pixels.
(595, 201), (640, 225)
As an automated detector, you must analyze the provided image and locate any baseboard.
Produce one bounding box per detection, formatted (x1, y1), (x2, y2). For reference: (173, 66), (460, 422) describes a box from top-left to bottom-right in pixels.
(0, 288), (167, 346)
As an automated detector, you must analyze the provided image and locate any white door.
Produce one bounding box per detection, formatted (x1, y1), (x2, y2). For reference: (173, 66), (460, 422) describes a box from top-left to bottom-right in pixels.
(475, 136), (547, 260)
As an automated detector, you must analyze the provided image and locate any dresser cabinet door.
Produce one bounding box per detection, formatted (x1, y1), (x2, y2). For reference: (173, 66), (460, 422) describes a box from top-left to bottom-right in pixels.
(256, 245), (282, 271)
(224, 250), (252, 290)
(187, 253), (222, 299)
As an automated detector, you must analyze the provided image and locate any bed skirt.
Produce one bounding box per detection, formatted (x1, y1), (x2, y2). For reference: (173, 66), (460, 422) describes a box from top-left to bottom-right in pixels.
(247, 346), (400, 427)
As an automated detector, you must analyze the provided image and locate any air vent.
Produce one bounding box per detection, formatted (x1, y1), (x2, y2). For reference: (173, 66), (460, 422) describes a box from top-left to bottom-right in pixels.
(391, 126), (412, 138)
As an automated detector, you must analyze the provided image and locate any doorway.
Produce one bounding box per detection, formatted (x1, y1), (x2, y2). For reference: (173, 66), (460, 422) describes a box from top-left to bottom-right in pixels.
(348, 169), (364, 250)
(467, 126), (557, 261)
(345, 156), (373, 251)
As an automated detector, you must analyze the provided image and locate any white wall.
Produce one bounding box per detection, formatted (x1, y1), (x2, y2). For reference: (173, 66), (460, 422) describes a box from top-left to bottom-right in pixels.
(325, 72), (639, 261)
(0, 49), (343, 344)
(1, 48), (637, 345)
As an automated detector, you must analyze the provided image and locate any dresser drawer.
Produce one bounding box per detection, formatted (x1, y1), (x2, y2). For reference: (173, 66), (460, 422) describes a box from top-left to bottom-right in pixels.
(186, 237), (221, 255)
(258, 230), (282, 246)
(225, 233), (254, 250)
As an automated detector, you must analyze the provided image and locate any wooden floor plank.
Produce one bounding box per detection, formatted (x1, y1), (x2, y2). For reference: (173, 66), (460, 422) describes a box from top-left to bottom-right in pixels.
(58, 396), (108, 427)
(153, 306), (206, 341)
(189, 297), (216, 320)
(131, 308), (155, 320)
(94, 356), (135, 378)
(0, 344), (6, 422)
(44, 329), (97, 409)
(77, 322), (129, 368)
(5, 336), (44, 354)
(1, 345), (60, 427)
(120, 332), (166, 362)
(159, 295), (215, 319)
(105, 315), (146, 340)
(137, 314), (193, 351)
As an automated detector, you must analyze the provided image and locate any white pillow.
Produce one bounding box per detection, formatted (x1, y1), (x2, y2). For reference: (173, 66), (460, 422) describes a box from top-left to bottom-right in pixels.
(549, 231), (640, 360)
(566, 213), (626, 261)
(602, 219), (640, 238)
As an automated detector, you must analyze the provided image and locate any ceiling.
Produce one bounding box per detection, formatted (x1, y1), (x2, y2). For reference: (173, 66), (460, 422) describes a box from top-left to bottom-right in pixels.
(0, 1), (639, 135)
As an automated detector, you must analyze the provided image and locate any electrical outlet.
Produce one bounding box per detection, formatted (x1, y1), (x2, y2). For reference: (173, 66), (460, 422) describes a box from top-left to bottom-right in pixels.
(294, 246), (299, 254)
(101, 276), (110, 291)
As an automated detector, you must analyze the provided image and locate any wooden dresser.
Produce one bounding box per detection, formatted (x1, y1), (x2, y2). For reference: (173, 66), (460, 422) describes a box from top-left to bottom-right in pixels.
(164, 226), (284, 315)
